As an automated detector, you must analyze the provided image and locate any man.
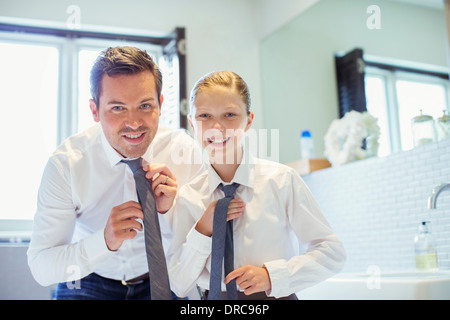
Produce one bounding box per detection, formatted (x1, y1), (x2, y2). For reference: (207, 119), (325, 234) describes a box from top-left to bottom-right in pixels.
(27, 46), (203, 300)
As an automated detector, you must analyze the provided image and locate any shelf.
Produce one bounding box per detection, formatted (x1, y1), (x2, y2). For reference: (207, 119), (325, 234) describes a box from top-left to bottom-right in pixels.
(286, 159), (331, 176)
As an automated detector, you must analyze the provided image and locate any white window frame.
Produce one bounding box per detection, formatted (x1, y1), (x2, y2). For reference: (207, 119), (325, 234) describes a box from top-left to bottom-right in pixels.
(365, 65), (450, 155)
(0, 27), (163, 241)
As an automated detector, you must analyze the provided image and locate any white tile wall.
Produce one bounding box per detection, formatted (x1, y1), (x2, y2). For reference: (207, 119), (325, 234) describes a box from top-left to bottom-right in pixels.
(302, 139), (450, 273)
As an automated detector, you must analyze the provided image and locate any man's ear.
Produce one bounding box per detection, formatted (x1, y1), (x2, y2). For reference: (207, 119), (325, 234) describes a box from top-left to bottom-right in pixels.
(89, 99), (100, 122)
(158, 94), (164, 116)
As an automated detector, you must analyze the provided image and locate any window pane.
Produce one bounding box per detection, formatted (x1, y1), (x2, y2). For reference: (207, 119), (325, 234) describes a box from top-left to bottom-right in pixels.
(365, 75), (391, 157)
(0, 42), (59, 220)
(158, 55), (180, 128)
(396, 80), (446, 150)
(77, 49), (101, 133)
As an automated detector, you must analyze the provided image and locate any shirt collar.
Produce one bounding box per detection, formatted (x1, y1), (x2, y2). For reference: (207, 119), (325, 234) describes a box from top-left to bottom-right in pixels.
(100, 127), (125, 168)
(206, 147), (255, 195)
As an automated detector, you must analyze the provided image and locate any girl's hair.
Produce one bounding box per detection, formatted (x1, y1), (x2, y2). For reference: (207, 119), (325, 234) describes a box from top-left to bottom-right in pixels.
(90, 46), (162, 108)
(190, 71), (251, 114)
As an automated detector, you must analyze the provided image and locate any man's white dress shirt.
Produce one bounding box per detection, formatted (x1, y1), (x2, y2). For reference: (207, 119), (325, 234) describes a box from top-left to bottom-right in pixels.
(27, 124), (204, 287)
(168, 151), (346, 299)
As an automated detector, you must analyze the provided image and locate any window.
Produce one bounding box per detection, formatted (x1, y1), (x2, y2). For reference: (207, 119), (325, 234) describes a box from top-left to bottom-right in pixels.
(365, 65), (450, 156)
(364, 73), (391, 157)
(0, 40), (59, 222)
(0, 23), (186, 235)
(77, 47), (105, 133)
(396, 78), (447, 150)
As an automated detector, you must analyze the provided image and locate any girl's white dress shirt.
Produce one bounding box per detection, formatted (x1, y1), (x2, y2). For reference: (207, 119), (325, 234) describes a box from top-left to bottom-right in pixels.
(168, 151), (346, 299)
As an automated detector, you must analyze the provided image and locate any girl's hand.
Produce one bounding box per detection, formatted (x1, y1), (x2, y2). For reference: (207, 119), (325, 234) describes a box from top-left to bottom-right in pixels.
(224, 265), (272, 296)
(195, 198), (245, 237)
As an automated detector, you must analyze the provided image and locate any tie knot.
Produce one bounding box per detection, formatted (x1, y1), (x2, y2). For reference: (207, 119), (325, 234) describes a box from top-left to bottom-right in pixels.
(218, 183), (239, 198)
(121, 158), (143, 173)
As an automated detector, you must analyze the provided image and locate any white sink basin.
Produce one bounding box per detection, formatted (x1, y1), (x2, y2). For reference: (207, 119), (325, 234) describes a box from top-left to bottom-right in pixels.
(298, 270), (450, 300)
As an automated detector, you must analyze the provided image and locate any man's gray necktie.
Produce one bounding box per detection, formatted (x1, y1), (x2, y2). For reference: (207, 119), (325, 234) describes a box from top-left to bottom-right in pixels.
(209, 182), (240, 300)
(122, 158), (172, 300)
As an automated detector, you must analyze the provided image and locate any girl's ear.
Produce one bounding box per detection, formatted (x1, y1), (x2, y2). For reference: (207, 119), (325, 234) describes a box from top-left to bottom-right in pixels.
(244, 111), (254, 132)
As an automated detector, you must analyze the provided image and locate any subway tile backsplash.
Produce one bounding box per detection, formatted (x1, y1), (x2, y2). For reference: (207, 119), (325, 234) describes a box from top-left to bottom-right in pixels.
(302, 139), (450, 273)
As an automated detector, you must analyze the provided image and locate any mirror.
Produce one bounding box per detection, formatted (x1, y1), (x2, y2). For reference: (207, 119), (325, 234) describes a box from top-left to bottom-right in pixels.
(260, 0), (448, 164)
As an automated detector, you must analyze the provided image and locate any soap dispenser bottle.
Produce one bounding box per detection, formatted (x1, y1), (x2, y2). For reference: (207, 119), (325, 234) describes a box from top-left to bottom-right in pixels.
(414, 221), (438, 271)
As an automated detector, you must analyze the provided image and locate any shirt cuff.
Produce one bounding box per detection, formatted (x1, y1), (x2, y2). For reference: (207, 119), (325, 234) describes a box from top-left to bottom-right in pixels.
(263, 259), (291, 298)
(82, 228), (114, 264)
(186, 226), (212, 255)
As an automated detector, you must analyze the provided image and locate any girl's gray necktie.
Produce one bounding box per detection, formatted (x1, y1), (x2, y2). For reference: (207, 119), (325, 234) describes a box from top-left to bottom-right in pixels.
(208, 182), (240, 300)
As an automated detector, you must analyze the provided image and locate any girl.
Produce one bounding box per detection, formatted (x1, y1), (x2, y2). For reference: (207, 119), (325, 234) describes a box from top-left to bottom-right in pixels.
(168, 71), (345, 300)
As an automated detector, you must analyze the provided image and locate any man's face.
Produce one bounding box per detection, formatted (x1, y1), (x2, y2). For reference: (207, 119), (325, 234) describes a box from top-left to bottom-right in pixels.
(90, 70), (162, 159)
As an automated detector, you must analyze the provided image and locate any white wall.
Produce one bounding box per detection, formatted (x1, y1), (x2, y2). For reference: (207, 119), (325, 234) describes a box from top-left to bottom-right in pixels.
(258, 0), (319, 39)
(303, 139), (450, 273)
(0, 246), (55, 299)
(445, 0), (450, 70)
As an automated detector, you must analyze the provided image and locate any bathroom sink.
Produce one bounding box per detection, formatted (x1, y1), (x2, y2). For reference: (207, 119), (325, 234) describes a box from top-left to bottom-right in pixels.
(298, 270), (450, 300)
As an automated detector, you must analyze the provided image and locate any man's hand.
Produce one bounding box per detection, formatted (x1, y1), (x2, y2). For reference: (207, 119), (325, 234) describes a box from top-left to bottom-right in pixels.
(195, 198), (245, 237)
(104, 201), (144, 251)
(224, 265), (272, 296)
(143, 162), (177, 213)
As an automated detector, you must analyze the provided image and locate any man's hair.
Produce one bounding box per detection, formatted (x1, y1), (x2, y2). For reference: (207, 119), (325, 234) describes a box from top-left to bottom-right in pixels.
(190, 71), (251, 114)
(90, 46), (162, 108)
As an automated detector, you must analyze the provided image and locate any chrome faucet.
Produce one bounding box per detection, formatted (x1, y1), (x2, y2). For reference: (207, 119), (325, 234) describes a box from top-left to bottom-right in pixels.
(428, 183), (450, 209)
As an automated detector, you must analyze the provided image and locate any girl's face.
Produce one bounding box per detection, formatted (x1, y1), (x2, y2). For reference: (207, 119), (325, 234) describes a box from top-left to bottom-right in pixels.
(190, 85), (253, 164)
